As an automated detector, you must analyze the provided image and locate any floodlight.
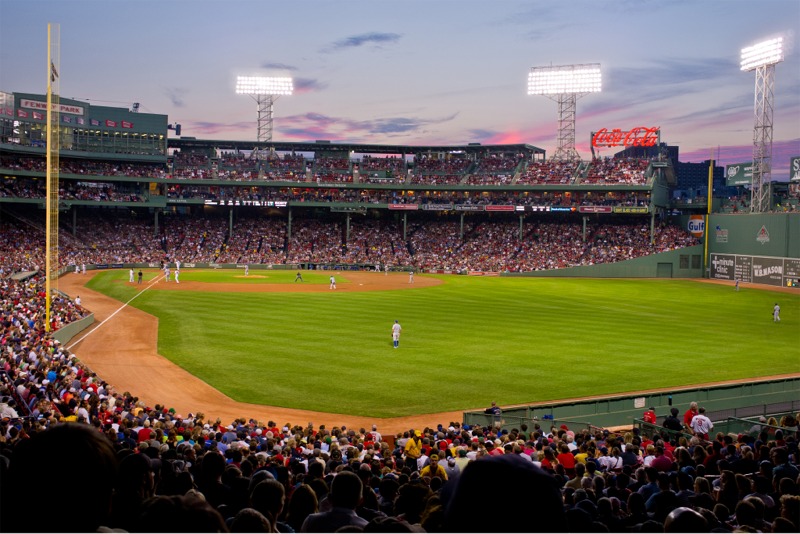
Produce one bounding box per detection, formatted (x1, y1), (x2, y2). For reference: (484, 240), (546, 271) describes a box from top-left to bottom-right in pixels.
(740, 36), (784, 213)
(527, 63), (601, 161)
(235, 76), (294, 96)
(527, 64), (602, 95)
(740, 37), (784, 71)
(235, 75), (294, 142)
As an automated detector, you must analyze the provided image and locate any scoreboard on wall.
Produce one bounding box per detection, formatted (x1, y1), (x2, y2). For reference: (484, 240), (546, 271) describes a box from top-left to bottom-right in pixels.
(710, 253), (800, 288)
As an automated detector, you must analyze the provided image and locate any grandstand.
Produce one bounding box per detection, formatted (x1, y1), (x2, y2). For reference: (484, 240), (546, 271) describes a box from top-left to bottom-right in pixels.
(1, 91), (799, 532)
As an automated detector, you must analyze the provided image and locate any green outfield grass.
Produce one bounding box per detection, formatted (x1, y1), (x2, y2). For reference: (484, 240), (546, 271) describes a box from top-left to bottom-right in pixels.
(86, 270), (800, 418)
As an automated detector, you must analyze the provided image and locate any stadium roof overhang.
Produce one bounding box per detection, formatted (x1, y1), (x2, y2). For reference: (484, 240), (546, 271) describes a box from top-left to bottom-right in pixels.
(167, 138), (545, 157)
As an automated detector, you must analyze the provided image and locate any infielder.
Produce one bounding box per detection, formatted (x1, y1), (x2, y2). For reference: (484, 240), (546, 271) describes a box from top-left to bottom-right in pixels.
(330, 275), (336, 290)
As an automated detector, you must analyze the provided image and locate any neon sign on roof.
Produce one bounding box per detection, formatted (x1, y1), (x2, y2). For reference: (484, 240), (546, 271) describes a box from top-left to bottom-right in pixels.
(592, 127), (659, 148)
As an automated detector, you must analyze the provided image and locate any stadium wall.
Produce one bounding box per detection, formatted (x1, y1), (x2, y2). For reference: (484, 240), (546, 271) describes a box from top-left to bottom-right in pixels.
(52, 314), (94, 345)
(503, 245), (704, 279)
(707, 212), (799, 258)
(672, 212), (798, 258)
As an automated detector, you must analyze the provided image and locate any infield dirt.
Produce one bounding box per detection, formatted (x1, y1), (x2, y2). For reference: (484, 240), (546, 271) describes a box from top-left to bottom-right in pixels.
(59, 271), (463, 434)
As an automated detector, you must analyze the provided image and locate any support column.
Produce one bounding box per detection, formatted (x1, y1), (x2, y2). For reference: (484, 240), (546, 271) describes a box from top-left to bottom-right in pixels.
(72, 207), (77, 237)
(582, 216), (587, 242)
(229, 208), (234, 240)
(287, 208), (293, 242)
(346, 214), (351, 242)
(650, 211), (655, 245)
(519, 215), (524, 240)
(154, 209), (159, 236)
(403, 213), (407, 241)
(460, 213), (464, 239)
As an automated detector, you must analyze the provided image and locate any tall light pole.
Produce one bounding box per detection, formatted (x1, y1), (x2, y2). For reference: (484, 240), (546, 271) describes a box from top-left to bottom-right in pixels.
(235, 76), (293, 142)
(740, 37), (783, 213)
(528, 63), (601, 161)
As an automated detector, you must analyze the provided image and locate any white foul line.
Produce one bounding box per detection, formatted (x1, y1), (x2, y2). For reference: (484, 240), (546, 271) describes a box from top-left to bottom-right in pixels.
(65, 276), (162, 352)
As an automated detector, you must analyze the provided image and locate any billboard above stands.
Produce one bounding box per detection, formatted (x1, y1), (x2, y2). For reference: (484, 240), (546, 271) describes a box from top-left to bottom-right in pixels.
(725, 162), (753, 186)
(578, 206), (613, 213)
(612, 206), (649, 214)
(791, 156), (800, 182)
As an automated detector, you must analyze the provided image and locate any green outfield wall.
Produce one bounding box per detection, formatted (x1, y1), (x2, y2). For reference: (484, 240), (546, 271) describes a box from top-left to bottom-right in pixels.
(708, 213), (799, 258)
(672, 212), (799, 258)
(503, 245), (705, 279)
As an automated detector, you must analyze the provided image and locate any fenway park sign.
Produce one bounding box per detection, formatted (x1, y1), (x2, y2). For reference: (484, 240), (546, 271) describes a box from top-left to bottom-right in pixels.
(591, 127), (659, 148)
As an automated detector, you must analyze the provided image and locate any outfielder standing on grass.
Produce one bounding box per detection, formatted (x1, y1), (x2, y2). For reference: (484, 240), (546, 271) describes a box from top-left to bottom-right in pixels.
(773, 303), (780, 322)
(392, 320), (402, 348)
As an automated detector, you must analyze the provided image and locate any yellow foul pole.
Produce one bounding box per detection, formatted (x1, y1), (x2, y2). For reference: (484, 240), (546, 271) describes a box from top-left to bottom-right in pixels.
(703, 149), (713, 278)
(45, 23), (60, 332)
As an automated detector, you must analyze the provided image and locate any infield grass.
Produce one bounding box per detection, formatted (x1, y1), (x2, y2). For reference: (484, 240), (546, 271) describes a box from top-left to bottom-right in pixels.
(87, 270), (800, 418)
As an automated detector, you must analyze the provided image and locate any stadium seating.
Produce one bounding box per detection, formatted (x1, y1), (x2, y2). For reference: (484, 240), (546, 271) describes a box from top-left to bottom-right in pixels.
(0, 147), (797, 532)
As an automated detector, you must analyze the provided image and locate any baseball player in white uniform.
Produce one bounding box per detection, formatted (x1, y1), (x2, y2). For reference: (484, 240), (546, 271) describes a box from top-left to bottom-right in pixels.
(392, 320), (402, 348)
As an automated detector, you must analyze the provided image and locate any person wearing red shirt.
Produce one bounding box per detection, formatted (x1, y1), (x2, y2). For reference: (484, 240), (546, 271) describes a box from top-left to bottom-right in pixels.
(556, 442), (576, 478)
(683, 402), (698, 431)
(137, 419), (153, 442)
(643, 407), (657, 425)
(650, 445), (674, 472)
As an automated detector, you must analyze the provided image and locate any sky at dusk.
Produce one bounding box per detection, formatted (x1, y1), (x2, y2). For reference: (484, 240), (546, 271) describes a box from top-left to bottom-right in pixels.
(1, 0), (799, 179)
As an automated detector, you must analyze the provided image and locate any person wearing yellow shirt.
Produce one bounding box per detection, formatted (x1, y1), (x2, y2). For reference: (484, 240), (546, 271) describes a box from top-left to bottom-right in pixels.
(420, 454), (448, 481)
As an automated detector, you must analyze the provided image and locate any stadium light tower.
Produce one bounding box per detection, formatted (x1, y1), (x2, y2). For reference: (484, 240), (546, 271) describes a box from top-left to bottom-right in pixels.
(235, 75), (293, 142)
(740, 37), (784, 213)
(528, 63), (601, 161)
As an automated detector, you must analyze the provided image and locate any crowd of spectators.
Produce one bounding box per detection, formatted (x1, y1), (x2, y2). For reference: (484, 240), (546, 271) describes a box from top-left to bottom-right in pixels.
(0, 207), (698, 272)
(1, 152), (662, 191)
(0, 214), (797, 533)
(357, 156), (406, 174)
(0, 343), (797, 533)
(517, 160), (580, 185)
(582, 157), (650, 185)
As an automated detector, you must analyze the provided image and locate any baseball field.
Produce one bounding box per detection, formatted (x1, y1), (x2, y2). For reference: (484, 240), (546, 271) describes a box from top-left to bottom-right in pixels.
(71, 269), (799, 423)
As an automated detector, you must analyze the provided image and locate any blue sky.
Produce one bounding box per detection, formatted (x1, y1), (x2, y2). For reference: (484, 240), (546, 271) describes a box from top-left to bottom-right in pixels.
(1, 0), (799, 179)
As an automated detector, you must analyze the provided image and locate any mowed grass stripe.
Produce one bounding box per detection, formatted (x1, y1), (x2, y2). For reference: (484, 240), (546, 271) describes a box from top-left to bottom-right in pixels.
(86, 271), (799, 418)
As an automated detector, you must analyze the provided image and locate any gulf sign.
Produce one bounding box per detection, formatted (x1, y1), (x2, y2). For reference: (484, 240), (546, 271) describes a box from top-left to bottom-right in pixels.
(688, 215), (705, 238)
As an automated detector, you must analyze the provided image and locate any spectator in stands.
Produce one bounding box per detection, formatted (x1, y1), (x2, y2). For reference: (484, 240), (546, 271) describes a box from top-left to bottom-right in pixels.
(663, 407), (683, 434)
(4, 423), (118, 532)
(683, 402), (698, 431)
(663, 506), (708, 532)
(771, 446), (800, 489)
(300, 470), (368, 532)
(285, 484), (319, 532)
(443, 454), (566, 532)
